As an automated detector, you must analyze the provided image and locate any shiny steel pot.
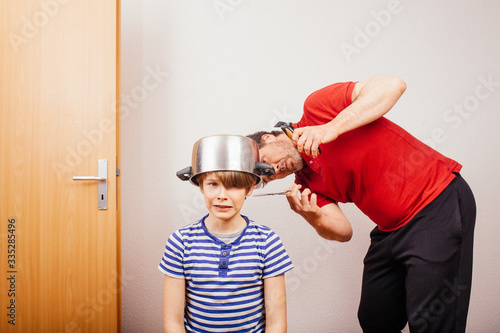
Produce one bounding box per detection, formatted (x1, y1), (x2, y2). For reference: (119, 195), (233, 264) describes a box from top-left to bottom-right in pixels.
(176, 135), (275, 186)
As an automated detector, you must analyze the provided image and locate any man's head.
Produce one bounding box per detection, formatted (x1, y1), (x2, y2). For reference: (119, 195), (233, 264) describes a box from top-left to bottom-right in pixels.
(247, 131), (304, 184)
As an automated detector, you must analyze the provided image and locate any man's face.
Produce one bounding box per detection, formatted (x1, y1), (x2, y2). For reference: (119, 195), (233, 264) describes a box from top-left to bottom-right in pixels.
(258, 135), (304, 183)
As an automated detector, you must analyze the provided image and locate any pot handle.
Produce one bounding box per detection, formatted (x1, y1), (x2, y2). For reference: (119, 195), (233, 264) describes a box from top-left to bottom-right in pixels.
(176, 166), (193, 181)
(254, 162), (275, 176)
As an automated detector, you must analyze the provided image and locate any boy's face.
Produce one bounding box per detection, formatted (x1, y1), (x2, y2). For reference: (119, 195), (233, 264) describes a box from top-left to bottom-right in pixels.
(200, 173), (254, 223)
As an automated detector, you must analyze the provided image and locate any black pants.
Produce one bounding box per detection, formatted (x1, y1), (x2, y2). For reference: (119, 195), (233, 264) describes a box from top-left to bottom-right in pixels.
(358, 174), (476, 333)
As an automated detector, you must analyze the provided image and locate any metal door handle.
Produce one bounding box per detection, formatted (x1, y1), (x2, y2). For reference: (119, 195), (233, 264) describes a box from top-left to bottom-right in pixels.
(73, 176), (105, 181)
(73, 159), (108, 210)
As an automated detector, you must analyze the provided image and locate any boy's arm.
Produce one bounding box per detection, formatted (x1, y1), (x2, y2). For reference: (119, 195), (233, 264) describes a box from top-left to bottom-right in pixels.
(163, 274), (186, 333)
(264, 274), (287, 333)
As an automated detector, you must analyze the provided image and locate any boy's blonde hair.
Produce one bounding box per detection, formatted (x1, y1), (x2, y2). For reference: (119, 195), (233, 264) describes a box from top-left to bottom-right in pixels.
(197, 171), (258, 194)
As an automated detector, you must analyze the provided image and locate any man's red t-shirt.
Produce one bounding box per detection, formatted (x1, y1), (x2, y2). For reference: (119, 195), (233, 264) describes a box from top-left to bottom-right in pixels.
(293, 81), (462, 231)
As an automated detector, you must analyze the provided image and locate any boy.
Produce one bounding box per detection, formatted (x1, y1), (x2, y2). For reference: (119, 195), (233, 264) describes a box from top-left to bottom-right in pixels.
(159, 170), (293, 332)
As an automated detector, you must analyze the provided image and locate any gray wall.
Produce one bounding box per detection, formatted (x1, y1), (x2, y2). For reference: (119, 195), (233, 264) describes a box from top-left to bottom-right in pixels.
(120, 1), (500, 332)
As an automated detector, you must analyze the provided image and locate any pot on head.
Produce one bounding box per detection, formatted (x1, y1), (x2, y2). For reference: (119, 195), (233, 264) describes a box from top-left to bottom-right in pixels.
(176, 135), (275, 186)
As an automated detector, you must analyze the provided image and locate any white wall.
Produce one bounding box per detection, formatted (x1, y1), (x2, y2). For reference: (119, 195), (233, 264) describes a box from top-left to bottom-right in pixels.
(120, 1), (500, 332)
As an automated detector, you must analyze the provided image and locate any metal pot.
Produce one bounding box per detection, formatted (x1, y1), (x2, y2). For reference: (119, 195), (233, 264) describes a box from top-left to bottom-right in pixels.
(176, 135), (275, 186)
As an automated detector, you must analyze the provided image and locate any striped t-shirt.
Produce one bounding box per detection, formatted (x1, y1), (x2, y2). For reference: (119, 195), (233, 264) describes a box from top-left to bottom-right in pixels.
(158, 215), (294, 332)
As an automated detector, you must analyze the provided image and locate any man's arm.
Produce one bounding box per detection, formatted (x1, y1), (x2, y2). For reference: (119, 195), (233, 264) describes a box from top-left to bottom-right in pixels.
(286, 184), (352, 242)
(163, 275), (186, 333)
(293, 75), (407, 157)
(264, 274), (287, 333)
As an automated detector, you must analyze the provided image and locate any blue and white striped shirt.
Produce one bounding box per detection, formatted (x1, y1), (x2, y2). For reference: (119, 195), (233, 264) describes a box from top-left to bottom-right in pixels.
(159, 215), (294, 332)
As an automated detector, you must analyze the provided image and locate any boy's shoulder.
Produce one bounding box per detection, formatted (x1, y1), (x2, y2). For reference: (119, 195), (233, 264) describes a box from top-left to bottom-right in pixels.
(247, 219), (270, 230)
(178, 220), (203, 231)
(244, 217), (275, 236)
(180, 219), (203, 230)
(173, 219), (204, 237)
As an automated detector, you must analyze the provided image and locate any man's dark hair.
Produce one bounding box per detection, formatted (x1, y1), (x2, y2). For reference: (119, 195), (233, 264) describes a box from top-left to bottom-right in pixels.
(247, 130), (282, 148)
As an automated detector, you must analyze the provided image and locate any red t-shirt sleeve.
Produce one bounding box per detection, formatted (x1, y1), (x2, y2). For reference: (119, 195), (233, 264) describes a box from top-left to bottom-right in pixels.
(293, 82), (357, 207)
(294, 81), (357, 127)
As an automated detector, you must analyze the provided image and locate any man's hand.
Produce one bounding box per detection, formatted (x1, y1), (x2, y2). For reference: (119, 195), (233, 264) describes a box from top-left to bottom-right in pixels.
(286, 184), (323, 222)
(292, 123), (339, 158)
(285, 184), (353, 242)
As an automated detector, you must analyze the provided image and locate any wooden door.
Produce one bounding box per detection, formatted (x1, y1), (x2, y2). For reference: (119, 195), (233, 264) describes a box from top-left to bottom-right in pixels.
(0, 1), (120, 332)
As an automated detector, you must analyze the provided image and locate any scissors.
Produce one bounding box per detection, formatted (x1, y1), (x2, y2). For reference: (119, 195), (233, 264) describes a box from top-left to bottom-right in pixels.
(252, 190), (290, 197)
